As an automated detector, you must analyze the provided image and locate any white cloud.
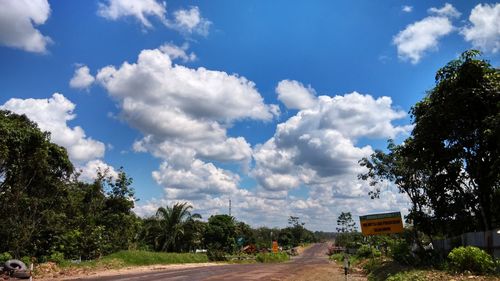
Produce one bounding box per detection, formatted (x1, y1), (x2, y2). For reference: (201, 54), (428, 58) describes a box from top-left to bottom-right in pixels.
(428, 3), (461, 18)
(70, 65), (95, 90)
(159, 42), (196, 62)
(0, 0), (52, 53)
(166, 6), (211, 36)
(97, 46), (279, 209)
(462, 3), (500, 54)
(393, 3), (461, 64)
(402, 5), (413, 13)
(78, 159), (118, 182)
(253, 91), (411, 192)
(1, 94), (115, 182)
(393, 16), (453, 64)
(276, 80), (317, 110)
(97, 0), (166, 28)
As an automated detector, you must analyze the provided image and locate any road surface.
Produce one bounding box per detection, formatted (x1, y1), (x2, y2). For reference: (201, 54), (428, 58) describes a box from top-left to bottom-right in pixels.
(70, 243), (366, 281)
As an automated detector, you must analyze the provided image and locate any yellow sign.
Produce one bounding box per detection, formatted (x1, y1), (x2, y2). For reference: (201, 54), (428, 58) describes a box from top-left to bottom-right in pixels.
(272, 241), (278, 253)
(360, 212), (403, 235)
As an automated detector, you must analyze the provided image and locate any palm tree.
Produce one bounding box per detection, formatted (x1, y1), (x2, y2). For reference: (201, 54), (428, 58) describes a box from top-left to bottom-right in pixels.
(155, 202), (201, 252)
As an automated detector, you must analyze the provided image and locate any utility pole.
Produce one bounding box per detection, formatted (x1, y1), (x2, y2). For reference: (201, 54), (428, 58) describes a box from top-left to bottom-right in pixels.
(229, 199), (231, 216)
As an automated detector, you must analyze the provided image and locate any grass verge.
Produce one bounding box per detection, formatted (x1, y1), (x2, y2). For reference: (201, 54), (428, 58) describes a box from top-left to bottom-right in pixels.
(34, 250), (209, 278)
(97, 250), (208, 266)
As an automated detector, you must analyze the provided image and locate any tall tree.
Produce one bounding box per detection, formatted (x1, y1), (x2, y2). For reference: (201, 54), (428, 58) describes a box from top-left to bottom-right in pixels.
(336, 212), (357, 233)
(155, 202), (201, 252)
(204, 214), (236, 253)
(360, 50), (500, 235)
(0, 110), (73, 257)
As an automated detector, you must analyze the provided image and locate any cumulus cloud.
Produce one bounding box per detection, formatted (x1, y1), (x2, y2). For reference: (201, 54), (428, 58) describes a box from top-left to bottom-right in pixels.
(1, 94), (115, 182)
(402, 5), (413, 13)
(393, 16), (453, 64)
(159, 42), (196, 62)
(97, 0), (166, 28)
(393, 3), (460, 64)
(166, 6), (211, 36)
(70, 65), (95, 90)
(253, 91), (411, 192)
(461, 3), (500, 54)
(97, 46), (278, 200)
(0, 0), (52, 53)
(428, 3), (461, 18)
(276, 80), (317, 110)
(97, 0), (211, 36)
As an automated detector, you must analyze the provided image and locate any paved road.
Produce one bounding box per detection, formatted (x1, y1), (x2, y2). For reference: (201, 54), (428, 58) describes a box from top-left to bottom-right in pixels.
(73, 243), (343, 281)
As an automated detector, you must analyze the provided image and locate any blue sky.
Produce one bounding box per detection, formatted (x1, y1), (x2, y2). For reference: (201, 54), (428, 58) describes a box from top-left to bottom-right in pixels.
(1, 0), (498, 231)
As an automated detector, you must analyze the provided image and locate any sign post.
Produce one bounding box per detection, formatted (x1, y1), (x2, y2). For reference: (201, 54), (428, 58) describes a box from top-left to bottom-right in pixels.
(359, 212), (403, 236)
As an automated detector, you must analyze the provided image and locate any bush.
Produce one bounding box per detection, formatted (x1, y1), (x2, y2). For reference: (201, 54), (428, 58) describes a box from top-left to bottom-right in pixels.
(447, 246), (494, 274)
(206, 248), (227, 261)
(48, 251), (65, 264)
(389, 239), (415, 265)
(356, 244), (381, 258)
(255, 252), (289, 263)
(0, 252), (12, 263)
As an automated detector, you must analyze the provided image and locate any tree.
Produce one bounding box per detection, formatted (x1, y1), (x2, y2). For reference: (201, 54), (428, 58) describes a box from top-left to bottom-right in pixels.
(336, 212), (357, 233)
(155, 202), (201, 252)
(360, 50), (500, 236)
(0, 110), (73, 257)
(204, 214), (236, 253)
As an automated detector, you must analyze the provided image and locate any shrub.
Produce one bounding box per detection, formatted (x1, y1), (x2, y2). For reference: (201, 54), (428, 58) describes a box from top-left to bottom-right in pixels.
(207, 248), (227, 261)
(356, 244), (381, 258)
(389, 239), (415, 265)
(0, 252), (12, 263)
(255, 252), (289, 263)
(447, 246), (494, 274)
(48, 251), (65, 264)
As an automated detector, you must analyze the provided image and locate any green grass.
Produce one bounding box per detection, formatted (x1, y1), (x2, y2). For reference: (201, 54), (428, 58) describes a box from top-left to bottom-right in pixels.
(101, 250), (208, 266)
(255, 252), (289, 263)
(385, 270), (427, 281)
(59, 250), (209, 269)
(329, 253), (361, 267)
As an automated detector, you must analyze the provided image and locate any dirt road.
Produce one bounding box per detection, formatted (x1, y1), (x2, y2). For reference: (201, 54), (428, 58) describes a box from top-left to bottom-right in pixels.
(68, 243), (366, 281)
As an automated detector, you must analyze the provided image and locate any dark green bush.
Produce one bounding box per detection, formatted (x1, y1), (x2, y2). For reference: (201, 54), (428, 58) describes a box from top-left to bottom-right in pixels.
(206, 248), (227, 261)
(389, 239), (416, 265)
(356, 244), (381, 258)
(48, 251), (65, 264)
(0, 252), (12, 263)
(447, 246), (494, 274)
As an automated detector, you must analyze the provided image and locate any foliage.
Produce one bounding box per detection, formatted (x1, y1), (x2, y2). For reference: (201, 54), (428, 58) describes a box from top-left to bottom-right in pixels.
(0, 252), (13, 263)
(359, 50), (500, 236)
(337, 212), (357, 233)
(335, 232), (363, 248)
(204, 214), (237, 254)
(447, 246), (495, 274)
(356, 244), (381, 258)
(0, 110), (73, 257)
(206, 247), (227, 261)
(388, 239), (415, 265)
(100, 250), (208, 265)
(153, 202), (202, 252)
(255, 252), (289, 263)
(385, 270), (427, 281)
(48, 251), (65, 264)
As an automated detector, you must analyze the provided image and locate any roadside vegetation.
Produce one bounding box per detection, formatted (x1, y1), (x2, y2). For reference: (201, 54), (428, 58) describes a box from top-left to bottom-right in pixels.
(331, 50), (500, 280)
(0, 108), (315, 272)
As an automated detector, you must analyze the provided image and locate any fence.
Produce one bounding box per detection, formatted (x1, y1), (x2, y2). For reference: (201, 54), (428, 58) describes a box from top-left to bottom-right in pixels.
(433, 229), (500, 258)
